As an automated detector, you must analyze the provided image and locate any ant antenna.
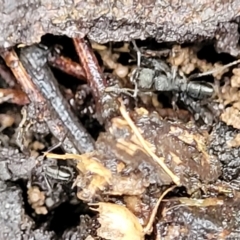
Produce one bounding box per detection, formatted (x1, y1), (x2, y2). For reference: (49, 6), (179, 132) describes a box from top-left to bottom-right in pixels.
(105, 85), (153, 98)
(44, 131), (68, 155)
(131, 40), (142, 97)
(105, 86), (135, 97)
(189, 59), (240, 80)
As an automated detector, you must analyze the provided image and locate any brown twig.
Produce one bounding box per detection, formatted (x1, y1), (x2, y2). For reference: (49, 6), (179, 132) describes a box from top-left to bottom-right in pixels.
(0, 88), (29, 105)
(73, 38), (107, 121)
(1, 50), (44, 103)
(73, 38), (106, 92)
(144, 185), (177, 235)
(0, 58), (30, 105)
(48, 54), (87, 81)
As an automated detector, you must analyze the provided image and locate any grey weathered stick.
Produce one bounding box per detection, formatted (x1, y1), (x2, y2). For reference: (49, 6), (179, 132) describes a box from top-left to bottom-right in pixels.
(0, 1), (240, 56)
(19, 45), (95, 154)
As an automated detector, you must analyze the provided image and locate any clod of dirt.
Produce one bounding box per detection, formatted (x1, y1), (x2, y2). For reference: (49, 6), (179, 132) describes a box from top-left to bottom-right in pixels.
(231, 68), (240, 88)
(227, 133), (240, 148)
(0, 146), (36, 181)
(156, 194), (240, 239)
(0, 183), (32, 240)
(221, 83), (239, 107)
(221, 106), (240, 129)
(22, 227), (56, 240)
(98, 107), (221, 193)
(210, 122), (240, 182)
(47, 106), (221, 201)
(92, 43), (130, 79)
(62, 214), (100, 240)
(218, 66), (240, 129)
(215, 22), (240, 57)
(27, 186), (48, 215)
(123, 195), (146, 220)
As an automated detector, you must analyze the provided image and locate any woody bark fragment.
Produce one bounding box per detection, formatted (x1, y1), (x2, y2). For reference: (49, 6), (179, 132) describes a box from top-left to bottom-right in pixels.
(48, 54), (87, 81)
(73, 38), (107, 122)
(0, 50), (44, 103)
(0, 88), (29, 105)
(0, 1), (239, 56)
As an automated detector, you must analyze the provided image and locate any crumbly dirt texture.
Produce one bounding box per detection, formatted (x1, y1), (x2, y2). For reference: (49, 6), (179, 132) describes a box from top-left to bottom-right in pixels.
(1, 0), (240, 57)
(1, 20), (240, 239)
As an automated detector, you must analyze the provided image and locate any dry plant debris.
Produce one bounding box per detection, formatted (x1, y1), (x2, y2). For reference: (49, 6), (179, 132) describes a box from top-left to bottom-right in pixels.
(46, 102), (221, 200)
(45, 97), (222, 239)
(42, 92), (223, 239)
(90, 202), (144, 240)
(88, 186), (176, 240)
(118, 99), (180, 185)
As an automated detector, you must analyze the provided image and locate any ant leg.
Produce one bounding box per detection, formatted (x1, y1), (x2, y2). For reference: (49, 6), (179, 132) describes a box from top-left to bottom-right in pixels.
(212, 78), (224, 103)
(172, 66), (177, 80)
(172, 93), (179, 111)
(45, 142), (62, 153)
(45, 131), (68, 153)
(44, 172), (53, 194)
(132, 40), (141, 68)
(132, 40), (142, 97)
